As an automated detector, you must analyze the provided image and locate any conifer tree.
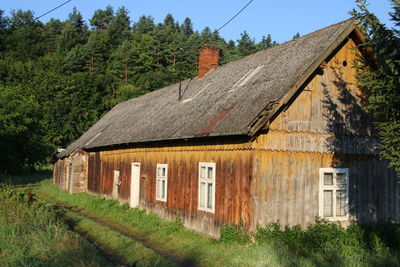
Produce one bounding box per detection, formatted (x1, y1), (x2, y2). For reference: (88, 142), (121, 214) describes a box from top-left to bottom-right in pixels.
(133, 15), (154, 34)
(44, 18), (64, 53)
(351, 0), (400, 174)
(83, 31), (108, 74)
(6, 10), (45, 59)
(90, 5), (114, 33)
(107, 7), (131, 47)
(58, 7), (88, 53)
(110, 40), (136, 83)
(237, 30), (257, 56)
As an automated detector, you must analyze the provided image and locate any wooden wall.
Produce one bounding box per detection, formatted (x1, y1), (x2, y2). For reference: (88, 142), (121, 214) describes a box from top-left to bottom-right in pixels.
(53, 150), (88, 194)
(87, 141), (253, 237)
(250, 35), (399, 229)
(251, 151), (399, 230)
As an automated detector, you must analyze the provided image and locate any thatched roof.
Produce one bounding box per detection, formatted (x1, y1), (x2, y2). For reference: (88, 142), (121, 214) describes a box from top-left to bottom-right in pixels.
(59, 19), (357, 158)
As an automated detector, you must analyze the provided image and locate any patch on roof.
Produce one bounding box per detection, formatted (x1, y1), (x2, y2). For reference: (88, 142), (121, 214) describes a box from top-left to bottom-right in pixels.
(182, 82), (212, 103)
(229, 65), (264, 93)
(196, 109), (232, 136)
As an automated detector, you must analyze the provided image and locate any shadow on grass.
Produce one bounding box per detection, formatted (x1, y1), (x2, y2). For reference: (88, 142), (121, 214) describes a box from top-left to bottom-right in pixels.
(0, 169), (52, 186)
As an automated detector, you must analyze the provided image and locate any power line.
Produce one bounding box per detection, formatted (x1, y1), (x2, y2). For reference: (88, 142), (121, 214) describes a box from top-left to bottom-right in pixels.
(35, 0), (72, 21)
(217, 0), (255, 32)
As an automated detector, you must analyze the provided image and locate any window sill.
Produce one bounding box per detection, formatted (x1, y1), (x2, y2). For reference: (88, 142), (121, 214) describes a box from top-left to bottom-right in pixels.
(198, 207), (215, 214)
(324, 216), (349, 221)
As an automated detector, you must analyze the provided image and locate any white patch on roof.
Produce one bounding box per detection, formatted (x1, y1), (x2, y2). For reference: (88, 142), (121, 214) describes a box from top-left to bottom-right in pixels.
(229, 65), (264, 93)
(182, 82), (212, 103)
(84, 132), (103, 147)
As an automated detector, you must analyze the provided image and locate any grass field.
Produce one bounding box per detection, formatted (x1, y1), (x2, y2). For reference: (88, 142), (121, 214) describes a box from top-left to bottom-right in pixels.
(2, 171), (400, 266)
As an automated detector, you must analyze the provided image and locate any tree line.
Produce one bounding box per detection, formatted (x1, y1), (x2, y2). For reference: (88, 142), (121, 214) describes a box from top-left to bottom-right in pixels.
(0, 6), (278, 173)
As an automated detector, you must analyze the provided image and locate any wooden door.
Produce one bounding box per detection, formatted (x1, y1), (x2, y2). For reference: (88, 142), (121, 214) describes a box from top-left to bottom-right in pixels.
(130, 163), (141, 208)
(112, 170), (120, 199)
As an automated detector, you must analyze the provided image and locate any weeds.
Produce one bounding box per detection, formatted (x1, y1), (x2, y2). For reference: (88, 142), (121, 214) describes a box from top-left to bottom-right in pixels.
(0, 184), (111, 266)
(254, 218), (400, 266)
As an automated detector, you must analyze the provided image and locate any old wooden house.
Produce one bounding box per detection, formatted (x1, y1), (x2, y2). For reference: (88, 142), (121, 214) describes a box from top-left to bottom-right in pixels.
(53, 19), (400, 237)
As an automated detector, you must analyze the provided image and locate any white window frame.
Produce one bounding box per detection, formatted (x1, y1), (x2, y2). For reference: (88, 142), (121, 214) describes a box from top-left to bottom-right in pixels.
(319, 168), (349, 221)
(198, 162), (216, 213)
(156, 164), (168, 202)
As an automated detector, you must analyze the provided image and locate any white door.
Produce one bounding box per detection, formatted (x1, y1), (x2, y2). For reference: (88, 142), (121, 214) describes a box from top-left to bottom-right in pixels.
(112, 170), (120, 199)
(130, 163), (141, 208)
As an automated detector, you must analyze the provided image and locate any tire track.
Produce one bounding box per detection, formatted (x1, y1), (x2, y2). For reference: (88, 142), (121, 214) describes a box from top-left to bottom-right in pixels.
(36, 193), (196, 267)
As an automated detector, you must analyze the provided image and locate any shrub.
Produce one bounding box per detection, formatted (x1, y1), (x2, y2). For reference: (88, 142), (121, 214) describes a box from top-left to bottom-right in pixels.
(255, 219), (368, 260)
(220, 225), (250, 244)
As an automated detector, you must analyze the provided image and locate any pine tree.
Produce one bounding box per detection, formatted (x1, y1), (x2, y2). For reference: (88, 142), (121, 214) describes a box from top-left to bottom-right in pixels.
(133, 15), (154, 34)
(182, 17), (194, 36)
(110, 40), (136, 83)
(351, 0), (400, 174)
(57, 7), (88, 53)
(0, 10), (9, 54)
(107, 7), (131, 47)
(44, 18), (64, 53)
(90, 5), (114, 33)
(237, 30), (257, 57)
(83, 31), (108, 74)
(6, 10), (45, 59)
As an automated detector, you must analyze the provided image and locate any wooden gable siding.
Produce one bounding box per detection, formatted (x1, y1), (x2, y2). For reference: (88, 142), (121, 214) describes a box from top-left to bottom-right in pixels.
(250, 35), (399, 230)
(253, 37), (377, 154)
(87, 141), (253, 237)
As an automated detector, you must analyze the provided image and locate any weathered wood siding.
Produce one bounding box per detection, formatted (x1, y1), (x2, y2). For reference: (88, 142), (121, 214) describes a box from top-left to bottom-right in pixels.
(251, 152), (399, 230)
(53, 150), (88, 194)
(250, 36), (399, 229)
(87, 141), (253, 237)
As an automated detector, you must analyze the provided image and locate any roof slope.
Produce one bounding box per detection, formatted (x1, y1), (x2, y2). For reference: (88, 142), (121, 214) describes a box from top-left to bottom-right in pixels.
(60, 19), (356, 158)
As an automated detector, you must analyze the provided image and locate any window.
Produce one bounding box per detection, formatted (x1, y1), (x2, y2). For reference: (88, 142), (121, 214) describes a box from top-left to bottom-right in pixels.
(156, 164), (168, 202)
(198, 162), (216, 213)
(319, 168), (349, 220)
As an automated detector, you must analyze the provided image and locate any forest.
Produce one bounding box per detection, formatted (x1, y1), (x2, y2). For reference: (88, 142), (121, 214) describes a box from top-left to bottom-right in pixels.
(0, 6), (278, 174)
(0, 0), (399, 176)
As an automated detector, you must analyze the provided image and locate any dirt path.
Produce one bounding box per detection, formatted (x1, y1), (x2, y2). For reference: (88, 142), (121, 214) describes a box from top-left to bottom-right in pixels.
(36, 193), (195, 267)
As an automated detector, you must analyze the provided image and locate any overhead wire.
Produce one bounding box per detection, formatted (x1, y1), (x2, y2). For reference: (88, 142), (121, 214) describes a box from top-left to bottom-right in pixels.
(217, 0), (255, 32)
(35, 0), (72, 21)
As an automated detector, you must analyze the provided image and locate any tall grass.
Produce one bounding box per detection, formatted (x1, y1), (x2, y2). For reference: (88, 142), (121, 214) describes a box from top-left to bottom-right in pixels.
(0, 185), (111, 267)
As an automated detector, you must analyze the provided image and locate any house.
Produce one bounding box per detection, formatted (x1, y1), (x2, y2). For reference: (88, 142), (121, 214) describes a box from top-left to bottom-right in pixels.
(53, 19), (400, 237)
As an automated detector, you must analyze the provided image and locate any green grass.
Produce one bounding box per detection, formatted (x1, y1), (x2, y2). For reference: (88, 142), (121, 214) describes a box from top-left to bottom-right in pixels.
(0, 185), (111, 267)
(6, 171), (400, 267)
(34, 180), (304, 266)
(64, 209), (176, 266)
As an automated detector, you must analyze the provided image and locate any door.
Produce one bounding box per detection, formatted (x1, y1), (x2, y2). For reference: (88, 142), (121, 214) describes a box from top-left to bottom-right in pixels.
(67, 163), (73, 193)
(112, 170), (120, 199)
(130, 163), (141, 208)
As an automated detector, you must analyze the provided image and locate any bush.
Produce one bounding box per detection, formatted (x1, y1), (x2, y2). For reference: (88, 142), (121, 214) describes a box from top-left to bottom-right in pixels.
(220, 225), (250, 244)
(254, 218), (400, 265)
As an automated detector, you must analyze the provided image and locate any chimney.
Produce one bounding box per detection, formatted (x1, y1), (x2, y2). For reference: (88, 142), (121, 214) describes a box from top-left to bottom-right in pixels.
(198, 45), (219, 78)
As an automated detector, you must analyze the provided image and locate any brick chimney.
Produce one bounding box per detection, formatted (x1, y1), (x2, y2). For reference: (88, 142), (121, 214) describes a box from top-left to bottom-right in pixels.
(198, 45), (220, 78)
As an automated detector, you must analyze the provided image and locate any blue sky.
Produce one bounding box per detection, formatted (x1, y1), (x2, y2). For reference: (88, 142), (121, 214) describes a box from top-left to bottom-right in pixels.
(2, 0), (394, 43)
